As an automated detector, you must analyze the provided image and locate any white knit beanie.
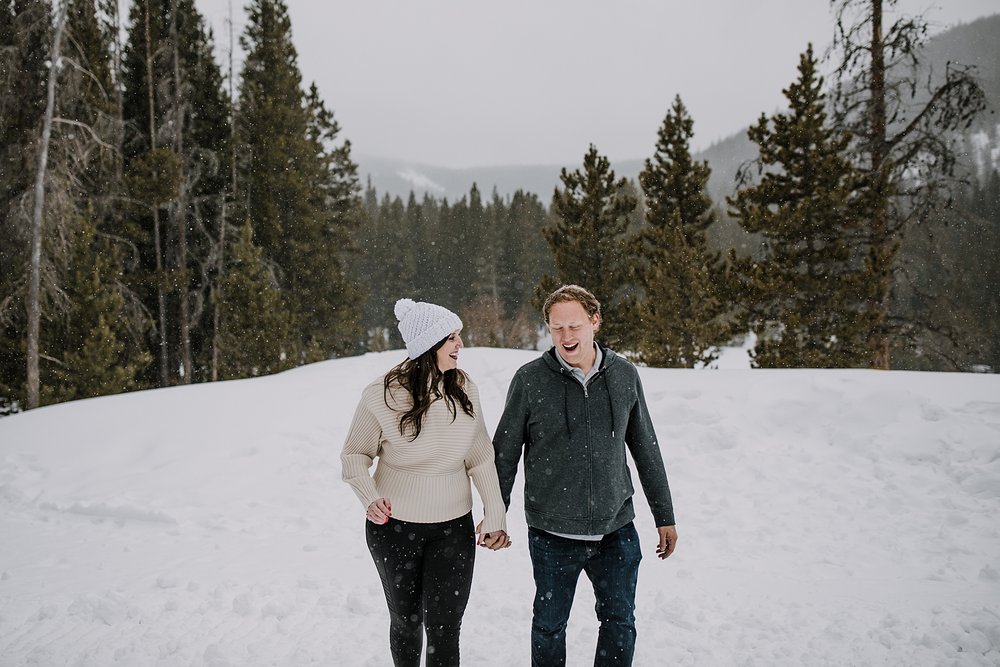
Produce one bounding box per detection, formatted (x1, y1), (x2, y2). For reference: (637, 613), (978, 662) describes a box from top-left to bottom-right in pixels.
(394, 298), (463, 359)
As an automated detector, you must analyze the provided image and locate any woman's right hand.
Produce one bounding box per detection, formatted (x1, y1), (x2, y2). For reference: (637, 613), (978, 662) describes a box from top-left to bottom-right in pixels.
(367, 497), (392, 524)
(481, 530), (511, 550)
(476, 521), (512, 550)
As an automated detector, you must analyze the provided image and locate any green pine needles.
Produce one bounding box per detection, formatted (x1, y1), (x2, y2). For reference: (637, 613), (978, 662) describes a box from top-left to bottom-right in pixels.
(729, 45), (874, 368)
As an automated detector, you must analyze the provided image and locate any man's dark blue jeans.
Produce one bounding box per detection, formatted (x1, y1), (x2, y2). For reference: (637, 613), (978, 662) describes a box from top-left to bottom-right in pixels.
(527, 521), (642, 666)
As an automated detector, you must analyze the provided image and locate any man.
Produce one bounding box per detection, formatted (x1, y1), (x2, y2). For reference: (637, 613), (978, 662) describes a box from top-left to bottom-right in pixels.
(493, 284), (677, 666)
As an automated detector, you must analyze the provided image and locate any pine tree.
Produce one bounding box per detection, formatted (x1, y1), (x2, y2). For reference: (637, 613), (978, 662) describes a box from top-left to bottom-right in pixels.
(405, 190), (429, 294)
(237, 0), (361, 362)
(460, 186), (504, 347)
(729, 44), (872, 368)
(416, 192), (443, 300)
(434, 188), (477, 311)
(504, 189), (552, 325)
(122, 0), (172, 385)
(367, 193), (407, 343)
(636, 95), (728, 367)
(183, 12), (231, 382)
(424, 196), (453, 308)
(42, 212), (151, 403)
(467, 184), (495, 304)
(237, 0), (312, 261)
(542, 144), (638, 350)
(350, 178), (383, 348)
(216, 223), (294, 379)
(300, 82), (362, 356)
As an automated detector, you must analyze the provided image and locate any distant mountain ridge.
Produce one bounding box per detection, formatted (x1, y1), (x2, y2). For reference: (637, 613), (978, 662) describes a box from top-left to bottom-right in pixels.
(356, 155), (569, 202)
(357, 13), (1000, 204)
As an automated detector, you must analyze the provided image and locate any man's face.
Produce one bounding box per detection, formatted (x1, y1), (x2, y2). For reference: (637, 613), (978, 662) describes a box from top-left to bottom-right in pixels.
(547, 300), (600, 369)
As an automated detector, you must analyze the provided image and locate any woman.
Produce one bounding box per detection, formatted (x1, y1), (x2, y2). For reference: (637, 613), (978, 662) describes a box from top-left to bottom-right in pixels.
(341, 298), (511, 667)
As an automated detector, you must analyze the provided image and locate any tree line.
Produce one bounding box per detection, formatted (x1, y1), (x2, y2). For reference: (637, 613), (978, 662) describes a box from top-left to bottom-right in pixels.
(2, 0), (360, 412)
(1, 0), (995, 415)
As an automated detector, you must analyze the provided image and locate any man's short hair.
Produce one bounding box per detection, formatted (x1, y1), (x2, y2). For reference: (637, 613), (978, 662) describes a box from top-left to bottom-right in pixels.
(542, 284), (602, 323)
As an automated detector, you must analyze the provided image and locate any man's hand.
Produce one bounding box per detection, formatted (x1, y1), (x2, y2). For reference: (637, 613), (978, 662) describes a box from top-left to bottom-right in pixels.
(476, 521), (512, 550)
(655, 525), (677, 560)
(366, 497), (392, 524)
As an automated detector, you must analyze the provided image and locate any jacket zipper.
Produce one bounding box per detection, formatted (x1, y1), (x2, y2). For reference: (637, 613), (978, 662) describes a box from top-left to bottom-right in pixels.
(583, 372), (602, 528)
(568, 366), (602, 531)
(582, 368), (602, 397)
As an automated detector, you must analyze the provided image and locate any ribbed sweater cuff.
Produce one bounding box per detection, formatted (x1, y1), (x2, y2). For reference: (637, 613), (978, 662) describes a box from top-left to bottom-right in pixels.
(479, 509), (507, 535)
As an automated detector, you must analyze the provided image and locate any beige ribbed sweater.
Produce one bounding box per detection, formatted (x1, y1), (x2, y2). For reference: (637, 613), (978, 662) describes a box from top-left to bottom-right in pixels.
(341, 374), (507, 534)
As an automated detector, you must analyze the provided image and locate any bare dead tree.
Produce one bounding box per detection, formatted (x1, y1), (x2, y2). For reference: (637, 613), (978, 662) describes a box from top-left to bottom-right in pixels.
(26, 0), (70, 409)
(829, 0), (986, 368)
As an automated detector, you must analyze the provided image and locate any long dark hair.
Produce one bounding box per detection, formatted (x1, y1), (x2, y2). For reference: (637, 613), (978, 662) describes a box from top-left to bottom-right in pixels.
(383, 334), (474, 441)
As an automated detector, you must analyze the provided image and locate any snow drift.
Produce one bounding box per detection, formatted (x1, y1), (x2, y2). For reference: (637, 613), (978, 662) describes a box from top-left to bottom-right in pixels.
(1, 348), (998, 665)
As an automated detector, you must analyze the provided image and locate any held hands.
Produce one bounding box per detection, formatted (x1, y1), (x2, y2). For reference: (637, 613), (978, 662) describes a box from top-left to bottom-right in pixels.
(367, 498), (392, 524)
(475, 520), (512, 551)
(367, 503), (511, 550)
(656, 525), (678, 560)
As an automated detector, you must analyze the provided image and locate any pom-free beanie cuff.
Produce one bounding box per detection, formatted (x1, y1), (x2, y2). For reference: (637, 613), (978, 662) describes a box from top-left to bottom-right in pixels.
(395, 298), (463, 359)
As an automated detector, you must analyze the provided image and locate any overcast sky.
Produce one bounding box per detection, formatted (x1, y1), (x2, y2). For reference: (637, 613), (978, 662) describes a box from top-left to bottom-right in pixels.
(194, 1), (999, 168)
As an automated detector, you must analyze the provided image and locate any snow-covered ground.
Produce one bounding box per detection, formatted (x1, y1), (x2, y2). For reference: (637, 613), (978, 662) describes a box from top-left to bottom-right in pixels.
(1, 348), (998, 666)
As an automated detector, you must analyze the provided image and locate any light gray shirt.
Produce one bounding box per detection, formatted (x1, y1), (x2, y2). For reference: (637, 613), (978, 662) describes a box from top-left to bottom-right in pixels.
(554, 343), (603, 387)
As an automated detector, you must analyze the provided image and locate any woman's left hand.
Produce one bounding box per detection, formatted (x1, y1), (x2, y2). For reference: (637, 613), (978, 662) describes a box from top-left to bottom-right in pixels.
(366, 497), (392, 524)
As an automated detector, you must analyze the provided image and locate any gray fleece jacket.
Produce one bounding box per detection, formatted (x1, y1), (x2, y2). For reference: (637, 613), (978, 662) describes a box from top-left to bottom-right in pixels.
(493, 344), (675, 535)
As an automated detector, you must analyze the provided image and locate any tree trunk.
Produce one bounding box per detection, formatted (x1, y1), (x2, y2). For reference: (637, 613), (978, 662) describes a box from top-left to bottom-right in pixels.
(26, 0), (70, 410)
(212, 199), (226, 381)
(145, 0), (170, 386)
(212, 0), (237, 382)
(111, 0), (124, 185)
(868, 0), (891, 369)
(170, 0), (191, 383)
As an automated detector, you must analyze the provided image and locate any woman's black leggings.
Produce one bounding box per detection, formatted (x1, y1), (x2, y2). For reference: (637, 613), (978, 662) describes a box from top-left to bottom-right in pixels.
(366, 512), (476, 667)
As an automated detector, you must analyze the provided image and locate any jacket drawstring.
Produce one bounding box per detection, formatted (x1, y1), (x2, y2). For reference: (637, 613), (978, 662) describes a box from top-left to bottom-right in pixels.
(603, 372), (616, 439)
(558, 358), (616, 438)
(563, 375), (571, 435)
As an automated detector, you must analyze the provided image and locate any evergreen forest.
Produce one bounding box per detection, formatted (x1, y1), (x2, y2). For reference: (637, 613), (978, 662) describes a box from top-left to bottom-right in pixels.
(1, 0), (998, 415)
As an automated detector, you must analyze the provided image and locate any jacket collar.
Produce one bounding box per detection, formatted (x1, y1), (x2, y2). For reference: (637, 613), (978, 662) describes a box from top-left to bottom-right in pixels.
(542, 342), (617, 375)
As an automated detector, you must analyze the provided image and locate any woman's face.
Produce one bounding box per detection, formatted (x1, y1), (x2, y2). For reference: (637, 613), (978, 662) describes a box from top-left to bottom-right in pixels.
(435, 330), (463, 372)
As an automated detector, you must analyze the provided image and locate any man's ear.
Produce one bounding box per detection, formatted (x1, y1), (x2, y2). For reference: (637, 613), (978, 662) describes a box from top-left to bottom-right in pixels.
(592, 313), (602, 332)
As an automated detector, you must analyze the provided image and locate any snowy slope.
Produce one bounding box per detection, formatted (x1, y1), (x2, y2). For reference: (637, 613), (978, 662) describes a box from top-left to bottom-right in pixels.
(1, 349), (998, 666)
